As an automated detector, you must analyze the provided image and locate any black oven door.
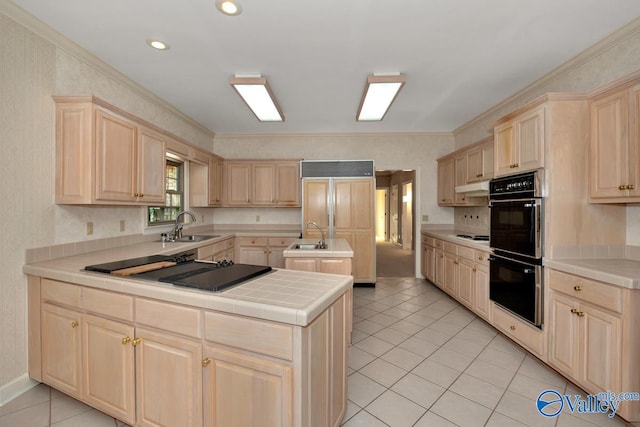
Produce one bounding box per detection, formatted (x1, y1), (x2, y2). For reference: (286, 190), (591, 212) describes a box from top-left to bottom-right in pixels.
(489, 253), (542, 327)
(490, 198), (541, 259)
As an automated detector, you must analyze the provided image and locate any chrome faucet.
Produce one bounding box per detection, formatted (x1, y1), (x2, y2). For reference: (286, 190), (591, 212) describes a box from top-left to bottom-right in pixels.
(173, 210), (196, 240)
(306, 221), (327, 248)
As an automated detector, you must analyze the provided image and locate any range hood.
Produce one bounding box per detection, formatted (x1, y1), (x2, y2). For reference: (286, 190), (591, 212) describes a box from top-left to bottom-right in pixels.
(455, 180), (490, 196)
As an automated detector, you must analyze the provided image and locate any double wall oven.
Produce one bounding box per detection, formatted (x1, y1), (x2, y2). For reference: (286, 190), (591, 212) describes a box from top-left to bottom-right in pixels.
(489, 170), (544, 328)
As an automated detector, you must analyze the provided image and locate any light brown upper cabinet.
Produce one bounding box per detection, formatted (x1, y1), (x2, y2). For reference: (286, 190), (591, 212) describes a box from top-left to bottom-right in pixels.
(465, 136), (494, 183)
(55, 96), (167, 205)
(437, 137), (491, 207)
(589, 81), (640, 202)
(190, 152), (224, 208)
(224, 160), (301, 207)
(208, 156), (224, 206)
(494, 105), (545, 177)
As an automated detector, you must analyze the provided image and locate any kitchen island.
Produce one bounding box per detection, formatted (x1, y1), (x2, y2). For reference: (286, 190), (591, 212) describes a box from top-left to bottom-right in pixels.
(24, 238), (352, 427)
(283, 238), (354, 276)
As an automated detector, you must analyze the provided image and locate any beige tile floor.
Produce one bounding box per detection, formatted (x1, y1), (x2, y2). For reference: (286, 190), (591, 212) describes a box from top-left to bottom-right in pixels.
(0, 276), (632, 427)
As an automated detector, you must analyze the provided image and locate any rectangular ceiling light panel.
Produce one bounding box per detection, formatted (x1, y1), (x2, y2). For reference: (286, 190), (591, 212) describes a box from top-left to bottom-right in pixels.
(230, 76), (284, 122)
(357, 74), (406, 121)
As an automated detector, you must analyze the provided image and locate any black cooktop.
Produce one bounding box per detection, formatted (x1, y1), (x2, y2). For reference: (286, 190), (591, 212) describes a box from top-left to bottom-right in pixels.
(84, 254), (183, 273)
(157, 263), (272, 292)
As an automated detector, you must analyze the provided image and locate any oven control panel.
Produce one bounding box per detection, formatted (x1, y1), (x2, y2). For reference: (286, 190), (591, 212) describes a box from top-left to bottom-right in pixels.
(490, 170), (543, 199)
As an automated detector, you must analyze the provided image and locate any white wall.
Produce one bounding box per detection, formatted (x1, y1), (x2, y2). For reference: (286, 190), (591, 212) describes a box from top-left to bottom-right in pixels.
(0, 5), (215, 401)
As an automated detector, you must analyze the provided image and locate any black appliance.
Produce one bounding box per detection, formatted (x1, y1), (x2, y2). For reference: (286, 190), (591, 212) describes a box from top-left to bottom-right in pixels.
(85, 254), (272, 292)
(489, 170), (544, 328)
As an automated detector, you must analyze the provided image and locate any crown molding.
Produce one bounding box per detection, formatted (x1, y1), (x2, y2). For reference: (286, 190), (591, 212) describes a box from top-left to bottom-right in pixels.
(0, 0), (215, 138)
(454, 16), (640, 136)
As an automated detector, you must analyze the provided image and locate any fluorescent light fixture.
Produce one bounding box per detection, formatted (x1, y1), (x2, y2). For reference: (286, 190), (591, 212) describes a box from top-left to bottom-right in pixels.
(356, 73), (406, 121)
(229, 75), (284, 122)
(147, 39), (169, 50)
(215, 0), (242, 16)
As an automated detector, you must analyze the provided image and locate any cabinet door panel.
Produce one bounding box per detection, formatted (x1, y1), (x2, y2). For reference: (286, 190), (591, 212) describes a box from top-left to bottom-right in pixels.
(350, 179), (374, 230)
(252, 163), (276, 205)
(275, 163), (300, 205)
(225, 163), (251, 205)
(333, 181), (353, 230)
(95, 109), (137, 201)
(590, 90), (629, 199)
(581, 307), (621, 393)
(83, 315), (135, 424)
(238, 247), (269, 266)
(516, 107), (544, 172)
(437, 158), (454, 205)
(454, 155), (467, 204)
(457, 259), (474, 308)
(548, 292), (579, 377)
(208, 157), (224, 205)
(494, 123), (515, 177)
(135, 328), (202, 427)
(137, 127), (166, 203)
(443, 253), (457, 295)
(204, 346), (293, 427)
(303, 179), (330, 231)
(473, 266), (490, 320)
(41, 304), (82, 398)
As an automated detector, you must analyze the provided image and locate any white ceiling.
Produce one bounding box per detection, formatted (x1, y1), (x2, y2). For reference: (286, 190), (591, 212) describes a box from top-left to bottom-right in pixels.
(11, 0), (640, 135)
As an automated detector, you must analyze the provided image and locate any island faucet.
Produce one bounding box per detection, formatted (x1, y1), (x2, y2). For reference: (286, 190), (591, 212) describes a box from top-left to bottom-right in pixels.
(173, 210), (197, 240)
(306, 221), (326, 248)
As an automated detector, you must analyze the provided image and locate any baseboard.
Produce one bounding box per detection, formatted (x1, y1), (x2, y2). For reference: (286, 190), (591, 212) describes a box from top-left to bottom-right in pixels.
(0, 374), (39, 406)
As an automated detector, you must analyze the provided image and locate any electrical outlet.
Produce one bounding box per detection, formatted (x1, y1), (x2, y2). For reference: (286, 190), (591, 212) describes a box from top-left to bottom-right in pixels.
(120, 220), (125, 232)
(256, 215), (261, 222)
(422, 215), (429, 222)
(86, 222), (94, 235)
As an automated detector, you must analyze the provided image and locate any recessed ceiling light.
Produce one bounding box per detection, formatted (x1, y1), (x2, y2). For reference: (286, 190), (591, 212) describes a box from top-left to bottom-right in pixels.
(215, 0), (242, 16)
(147, 40), (169, 50)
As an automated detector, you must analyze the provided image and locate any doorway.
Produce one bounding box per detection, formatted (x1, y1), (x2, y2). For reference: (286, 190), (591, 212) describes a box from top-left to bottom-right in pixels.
(375, 189), (388, 241)
(375, 170), (416, 277)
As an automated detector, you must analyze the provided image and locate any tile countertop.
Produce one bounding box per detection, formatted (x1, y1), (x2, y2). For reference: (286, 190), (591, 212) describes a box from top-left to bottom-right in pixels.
(282, 238), (354, 258)
(421, 229), (640, 290)
(421, 229), (491, 252)
(544, 259), (640, 290)
(23, 236), (353, 327)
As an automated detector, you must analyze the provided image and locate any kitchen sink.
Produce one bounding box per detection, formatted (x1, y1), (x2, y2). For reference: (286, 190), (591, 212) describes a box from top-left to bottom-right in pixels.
(161, 235), (220, 243)
(174, 235), (220, 242)
(292, 243), (326, 250)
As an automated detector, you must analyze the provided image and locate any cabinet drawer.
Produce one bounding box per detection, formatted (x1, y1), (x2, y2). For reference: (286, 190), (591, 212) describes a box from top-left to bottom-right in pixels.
(237, 237), (268, 247)
(443, 241), (457, 254)
(457, 245), (475, 261)
(268, 237), (296, 247)
(548, 269), (623, 314)
(492, 304), (545, 358)
(83, 288), (133, 322)
(204, 311), (293, 361)
(135, 299), (202, 339)
(41, 279), (81, 307)
(475, 250), (490, 267)
(224, 237), (235, 249)
(425, 236), (435, 247)
(434, 239), (443, 250)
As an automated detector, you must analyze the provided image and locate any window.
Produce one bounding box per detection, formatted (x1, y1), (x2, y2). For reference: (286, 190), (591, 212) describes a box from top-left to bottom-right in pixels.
(148, 159), (184, 226)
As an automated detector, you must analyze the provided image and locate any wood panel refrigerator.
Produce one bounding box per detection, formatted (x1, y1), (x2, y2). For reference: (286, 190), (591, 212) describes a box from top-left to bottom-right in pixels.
(301, 161), (376, 284)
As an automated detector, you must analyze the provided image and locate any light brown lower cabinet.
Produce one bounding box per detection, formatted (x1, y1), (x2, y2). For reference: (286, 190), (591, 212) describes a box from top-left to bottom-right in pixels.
(284, 257), (352, 275)
(30, 276), (349, 427)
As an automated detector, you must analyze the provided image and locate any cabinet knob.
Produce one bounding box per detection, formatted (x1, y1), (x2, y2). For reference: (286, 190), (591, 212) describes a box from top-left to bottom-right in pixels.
(121, 336), (131, 345)
(571, 308), (579, 314)
(478, 256), (483, 260)
(619, 185), (627, 190)
(139, 193), (144, 197)
(202, 357), (212, 367)
(627, 184), (635, 190)
(476, 174), (483, 178)
(573, 285), (582, 291)
(576, 311), (585, 317)
(131, 338), (141, 347)
(509, 325), (516, 331)
(472, 268), (477, 272)
(71, 320), (79, 328)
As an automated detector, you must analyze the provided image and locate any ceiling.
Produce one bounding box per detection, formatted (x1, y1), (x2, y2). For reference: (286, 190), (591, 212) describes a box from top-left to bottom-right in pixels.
(11, 0), (640, 135)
